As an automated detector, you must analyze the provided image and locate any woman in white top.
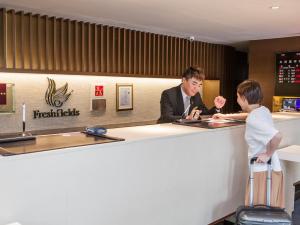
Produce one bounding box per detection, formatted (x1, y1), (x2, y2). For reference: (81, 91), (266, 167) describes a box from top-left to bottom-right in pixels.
(213, 80), (284, 208)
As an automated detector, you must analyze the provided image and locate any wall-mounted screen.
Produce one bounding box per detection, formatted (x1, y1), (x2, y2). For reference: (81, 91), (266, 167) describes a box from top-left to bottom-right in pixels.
(282, 98), (300, 111)
(275, 52), (300, 96)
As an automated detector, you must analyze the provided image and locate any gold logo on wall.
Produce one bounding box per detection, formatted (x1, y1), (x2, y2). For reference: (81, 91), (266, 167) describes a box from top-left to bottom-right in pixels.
(45, 78), (73, 107)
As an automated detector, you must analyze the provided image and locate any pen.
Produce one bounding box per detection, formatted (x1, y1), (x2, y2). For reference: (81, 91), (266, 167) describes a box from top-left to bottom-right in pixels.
(22, 103), (26, 136)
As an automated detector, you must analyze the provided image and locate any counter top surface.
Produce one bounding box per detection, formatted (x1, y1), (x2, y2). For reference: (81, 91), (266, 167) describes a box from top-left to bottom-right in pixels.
(278, 145), (300, 163)
(106, 123), (203, 142)
(106, 112), (300, 142)
(272, 111), (300, 120)
(0, 111), (299, 156)
(0, 132), (124, 155)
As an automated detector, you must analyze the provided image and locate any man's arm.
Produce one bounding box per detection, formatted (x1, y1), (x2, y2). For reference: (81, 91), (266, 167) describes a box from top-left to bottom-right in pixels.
(159, 91), (182, 123)
(195, 94), (215, 115)
(200, 96), (226, 115)
(205, 106), (219, 115)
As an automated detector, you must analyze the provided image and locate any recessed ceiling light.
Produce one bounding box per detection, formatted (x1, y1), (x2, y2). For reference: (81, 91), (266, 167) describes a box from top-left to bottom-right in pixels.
(271, 6), (280, 10)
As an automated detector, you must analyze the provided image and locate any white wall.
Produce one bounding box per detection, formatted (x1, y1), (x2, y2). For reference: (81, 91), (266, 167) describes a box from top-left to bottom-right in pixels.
(0, 72), (181, 133)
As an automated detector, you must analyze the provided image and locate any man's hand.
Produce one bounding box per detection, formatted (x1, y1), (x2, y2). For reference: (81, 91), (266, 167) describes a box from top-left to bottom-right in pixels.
(256, 152), (271, 163)
(214, 96), (226, 109)
(186, 109), (202, 120)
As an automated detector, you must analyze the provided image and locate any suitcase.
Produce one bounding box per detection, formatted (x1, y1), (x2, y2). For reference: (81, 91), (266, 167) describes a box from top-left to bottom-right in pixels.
(235, 157), (292, 225)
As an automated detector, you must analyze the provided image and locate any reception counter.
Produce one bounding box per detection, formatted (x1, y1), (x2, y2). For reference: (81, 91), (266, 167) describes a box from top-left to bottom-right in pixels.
(277, 145), (300, 216)
(0, 112), (300, 225)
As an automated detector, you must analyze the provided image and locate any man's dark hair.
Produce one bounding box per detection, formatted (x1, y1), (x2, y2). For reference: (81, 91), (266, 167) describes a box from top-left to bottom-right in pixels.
(237, 80), (263, 104)
(182, 66), (205, 80)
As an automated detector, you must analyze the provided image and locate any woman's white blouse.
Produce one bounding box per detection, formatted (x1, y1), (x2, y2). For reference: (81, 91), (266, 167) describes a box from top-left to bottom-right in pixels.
(245, 106), (281, 172)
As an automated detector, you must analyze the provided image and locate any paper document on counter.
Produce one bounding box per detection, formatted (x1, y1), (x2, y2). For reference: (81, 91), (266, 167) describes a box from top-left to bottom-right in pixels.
(203, 118), (233, 123)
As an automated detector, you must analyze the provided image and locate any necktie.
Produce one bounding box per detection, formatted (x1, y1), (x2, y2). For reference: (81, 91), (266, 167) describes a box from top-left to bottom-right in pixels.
(184, 96), (190, 116)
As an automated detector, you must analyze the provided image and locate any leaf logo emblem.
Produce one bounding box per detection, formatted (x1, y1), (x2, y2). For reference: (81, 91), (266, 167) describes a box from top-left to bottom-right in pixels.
(45, 78), (73, 107)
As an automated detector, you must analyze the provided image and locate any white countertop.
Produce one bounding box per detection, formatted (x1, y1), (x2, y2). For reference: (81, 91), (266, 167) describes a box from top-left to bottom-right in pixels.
(272, 111), (300, 121)
(106, 112), (300, 143)
(278, 145), (300, 163)
(107, 123), (204, 142)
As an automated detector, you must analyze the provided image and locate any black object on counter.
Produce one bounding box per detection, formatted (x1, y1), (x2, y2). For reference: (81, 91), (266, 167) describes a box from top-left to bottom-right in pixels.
(0, 133), (36, 144)
(173, 119), (245, 129)
(175, 118), (201, 124)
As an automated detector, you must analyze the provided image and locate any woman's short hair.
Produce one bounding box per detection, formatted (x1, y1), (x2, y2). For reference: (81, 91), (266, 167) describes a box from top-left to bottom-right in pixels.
(237, 80), (263, 104)
(182, 66), (205, 81)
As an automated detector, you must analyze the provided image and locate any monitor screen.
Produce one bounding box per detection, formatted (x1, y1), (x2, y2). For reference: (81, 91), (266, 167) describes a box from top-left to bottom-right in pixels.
(282, 98), (300, 111)
(296, 99), (300, 110)
(275, 52), (300, 96)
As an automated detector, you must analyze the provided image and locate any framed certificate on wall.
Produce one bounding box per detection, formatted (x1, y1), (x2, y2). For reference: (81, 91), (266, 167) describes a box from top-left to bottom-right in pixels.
(0, 83), (15, 113)
(116, 84), (133, 111)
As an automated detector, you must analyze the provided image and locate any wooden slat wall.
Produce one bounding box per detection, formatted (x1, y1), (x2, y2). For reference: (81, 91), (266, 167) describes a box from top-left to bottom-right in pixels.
(0, 9), (4, 68)
(0, 8), (235, 80)
(0, 8), (237, 112)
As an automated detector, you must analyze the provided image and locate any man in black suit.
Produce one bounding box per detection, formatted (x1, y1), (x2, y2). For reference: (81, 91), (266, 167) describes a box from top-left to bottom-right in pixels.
(158, 66), (226, 123)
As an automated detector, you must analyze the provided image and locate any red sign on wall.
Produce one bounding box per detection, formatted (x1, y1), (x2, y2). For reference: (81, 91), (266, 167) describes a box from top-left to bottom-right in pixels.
(95, 85), (104, 97)
(0, 83), (7, 105)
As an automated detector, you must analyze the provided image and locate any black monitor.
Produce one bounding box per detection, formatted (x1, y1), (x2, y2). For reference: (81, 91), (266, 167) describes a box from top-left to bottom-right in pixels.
(275, 52), (300, 96)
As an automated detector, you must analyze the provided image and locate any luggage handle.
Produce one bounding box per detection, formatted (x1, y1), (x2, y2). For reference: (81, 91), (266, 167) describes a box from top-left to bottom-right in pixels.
(250, 157), (271, 165)
(251, 204), (282, 211)
(249, 157), (272, 207)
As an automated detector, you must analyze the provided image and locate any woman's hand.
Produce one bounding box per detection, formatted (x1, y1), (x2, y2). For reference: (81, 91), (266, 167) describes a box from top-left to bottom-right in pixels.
(256, 132), (282, 164)
(256, 152), (271, 163)
(212, 113), (226, 119)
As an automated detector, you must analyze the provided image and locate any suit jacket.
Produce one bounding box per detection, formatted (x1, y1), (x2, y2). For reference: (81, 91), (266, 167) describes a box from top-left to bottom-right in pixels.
(158, 85), (218, 123)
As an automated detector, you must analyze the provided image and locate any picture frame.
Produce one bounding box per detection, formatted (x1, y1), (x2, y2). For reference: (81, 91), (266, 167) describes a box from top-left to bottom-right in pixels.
(116, 84), (133, 111)
(0, 83), (15, 113)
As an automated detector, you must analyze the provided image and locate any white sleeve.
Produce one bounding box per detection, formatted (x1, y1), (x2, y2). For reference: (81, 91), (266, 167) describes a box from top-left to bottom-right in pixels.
(247, 117), (278, 145)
